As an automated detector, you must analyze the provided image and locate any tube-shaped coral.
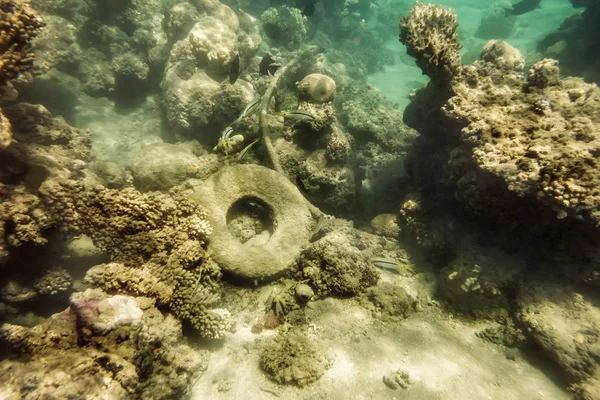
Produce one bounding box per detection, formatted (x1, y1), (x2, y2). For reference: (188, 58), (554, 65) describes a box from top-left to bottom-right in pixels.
(0, 0), (45, 84)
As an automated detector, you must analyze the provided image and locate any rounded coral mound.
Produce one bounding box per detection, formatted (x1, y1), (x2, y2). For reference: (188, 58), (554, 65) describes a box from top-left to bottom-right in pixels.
(297, 73), (336, 104)
(295, 228), (380, 296)
(260, 330), (331, 387)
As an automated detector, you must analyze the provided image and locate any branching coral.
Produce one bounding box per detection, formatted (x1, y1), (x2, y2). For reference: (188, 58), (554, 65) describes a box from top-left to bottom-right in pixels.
(69, 185), (233, 339)
(0, 0), (45, 84)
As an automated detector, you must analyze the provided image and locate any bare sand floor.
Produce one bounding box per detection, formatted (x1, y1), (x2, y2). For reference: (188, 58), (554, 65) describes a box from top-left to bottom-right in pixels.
(192, 274), (570, 400)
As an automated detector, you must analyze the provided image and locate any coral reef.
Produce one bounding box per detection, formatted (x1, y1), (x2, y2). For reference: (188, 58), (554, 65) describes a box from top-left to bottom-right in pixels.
(259, 329), (332, 387)
(131, 142), (219, 191)
(399, 2), (461, 86)
(0, 0), (45, 84)
(399, 4), (600, 393)
(161, 14), (260, 142)
(261, 6), (307, 46)
(0, 102), (90, 264)
(382, 370), (411, 390)
(297, 73), (336, 104)
(370, 213), (401, 238)
(400, 3), (600, 286)
(294, 227), (379, 296)
(24, 0), (169, 105)
(0, 289), (209, 399)
(437, 239), (525, 318)
(68, 185), (233, 339)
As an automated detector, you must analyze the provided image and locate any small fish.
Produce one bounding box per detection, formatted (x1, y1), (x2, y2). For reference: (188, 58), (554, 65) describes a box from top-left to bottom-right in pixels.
(370, 257), (414, 275)
(369, 2), (378, 8)
(277, 110), (315, 123)
(231, 97), (261, 127)
(259, 53), (281, 76)
(360, 19), (367, 29)
(237, 138), (260, 160)
(310, 213), (330, 239)
(221, 125), (234, 141)
(228, 53), (240, 84)
(505, 0), (542, 16)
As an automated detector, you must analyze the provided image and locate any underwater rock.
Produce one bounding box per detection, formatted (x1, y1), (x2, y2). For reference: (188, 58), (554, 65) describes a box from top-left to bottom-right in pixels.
(363, 282), (415, 320)
(475, 2), (516, 40)
(297, 73), (336, 104)
(88, 160), (127, 189)
(259, 329), (332, 387)
(371, 213), (401, 238)
(516, 280), (600, 397)
(131, 142), (219, 191)
(294, 283), (314, 303)
(437, 239), (524, 318)
(382, 370), (411, 390)
(189, 164), (312, 283)
(70, 289), (143, 339)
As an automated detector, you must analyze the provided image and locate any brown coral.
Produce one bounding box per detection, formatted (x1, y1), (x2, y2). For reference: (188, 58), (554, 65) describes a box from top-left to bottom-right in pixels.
(0, 289), (209, 399)
(0, 0), (45, 84)
(446, 59), (600, 225)
(399, 2), (462, 85)
(71, 185), (232, 339)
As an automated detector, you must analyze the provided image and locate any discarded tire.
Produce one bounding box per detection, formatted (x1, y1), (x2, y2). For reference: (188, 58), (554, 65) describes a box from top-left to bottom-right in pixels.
(190, 165), (313, 283)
